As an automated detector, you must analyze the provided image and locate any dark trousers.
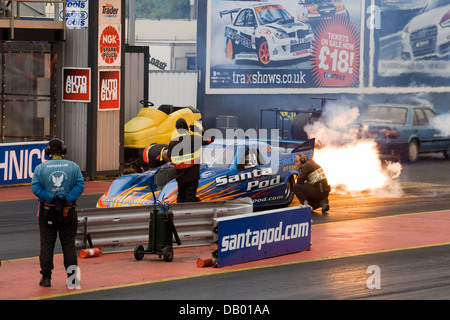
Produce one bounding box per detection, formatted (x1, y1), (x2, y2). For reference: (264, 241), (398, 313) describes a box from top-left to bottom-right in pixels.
(177, 180), (199, 203)
(293, 183), (329, 209)
(38, 205), (78, 278)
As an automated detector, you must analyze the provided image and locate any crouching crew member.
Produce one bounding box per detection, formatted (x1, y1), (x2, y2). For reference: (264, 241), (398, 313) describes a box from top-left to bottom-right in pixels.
(293, 153), (330, 213)
(31, 138), (84, 287)
(141, 144), (170, 170)
(168, 118), (203, 203)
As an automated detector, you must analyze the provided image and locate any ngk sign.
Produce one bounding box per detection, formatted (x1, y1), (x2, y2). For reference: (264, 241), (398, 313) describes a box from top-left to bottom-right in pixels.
(99, 70), (120, 110)
(98, 24), (121, 67)
(62, 68), (91, 102)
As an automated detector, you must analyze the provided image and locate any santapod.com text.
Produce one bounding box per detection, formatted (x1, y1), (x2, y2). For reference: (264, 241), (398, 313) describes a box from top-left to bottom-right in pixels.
(221, 220), (309, 252)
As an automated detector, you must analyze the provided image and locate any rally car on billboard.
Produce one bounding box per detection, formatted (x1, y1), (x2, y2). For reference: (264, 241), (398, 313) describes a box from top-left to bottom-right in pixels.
(401, 0), (450, 60)
(97, 138), (315, 208)
(297, 0), (350, 29)
(221, 3), (314, 65)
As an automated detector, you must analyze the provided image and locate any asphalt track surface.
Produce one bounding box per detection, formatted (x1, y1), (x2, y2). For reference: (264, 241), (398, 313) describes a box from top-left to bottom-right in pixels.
(1, 153), (450, 306)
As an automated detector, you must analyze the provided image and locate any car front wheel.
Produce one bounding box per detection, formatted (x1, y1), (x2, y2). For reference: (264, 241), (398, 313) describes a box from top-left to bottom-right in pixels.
(285, 176), (295, 205)
(226, 39), (235, 60)
(258, 39), (271, 65)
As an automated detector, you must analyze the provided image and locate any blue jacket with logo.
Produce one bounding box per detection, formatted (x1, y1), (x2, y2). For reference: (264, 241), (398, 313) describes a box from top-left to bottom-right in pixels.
(31, 159), (85, 204)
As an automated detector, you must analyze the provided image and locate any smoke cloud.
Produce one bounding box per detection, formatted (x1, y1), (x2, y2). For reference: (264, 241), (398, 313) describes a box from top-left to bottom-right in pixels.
(303, 102), (404, 197)
(304, 103), (360, 146)
(431, 113), (450, 137)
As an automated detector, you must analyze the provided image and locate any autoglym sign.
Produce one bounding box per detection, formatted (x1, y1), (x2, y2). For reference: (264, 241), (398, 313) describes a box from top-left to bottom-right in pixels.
(62, 68), (91, 102)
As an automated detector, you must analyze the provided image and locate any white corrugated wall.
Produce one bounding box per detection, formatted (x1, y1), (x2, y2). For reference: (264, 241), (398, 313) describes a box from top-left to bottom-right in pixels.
(147, 70), (198, 111)
(124, 51), (147, 122)
(97, 110), (120, 172)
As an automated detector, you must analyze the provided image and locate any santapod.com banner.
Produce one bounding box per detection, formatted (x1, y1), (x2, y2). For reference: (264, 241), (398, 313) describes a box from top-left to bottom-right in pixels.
(215, 205), (311, 267)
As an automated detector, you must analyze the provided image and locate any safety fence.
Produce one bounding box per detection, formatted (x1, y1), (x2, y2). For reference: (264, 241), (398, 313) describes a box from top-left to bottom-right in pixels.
(76, 198), (253, 253)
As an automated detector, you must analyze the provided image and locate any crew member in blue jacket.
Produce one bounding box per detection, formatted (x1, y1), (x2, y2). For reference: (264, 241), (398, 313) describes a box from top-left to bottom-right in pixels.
(31, 138), (84, 287)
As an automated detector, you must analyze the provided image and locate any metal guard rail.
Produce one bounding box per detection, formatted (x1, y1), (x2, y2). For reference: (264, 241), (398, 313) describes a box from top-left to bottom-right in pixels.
(76, 198), (253, 253)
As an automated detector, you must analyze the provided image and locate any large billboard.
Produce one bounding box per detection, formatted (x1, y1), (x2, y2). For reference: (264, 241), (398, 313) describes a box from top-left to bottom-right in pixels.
(374, 0), (450, 89)
(206, 0), (362, 93)
(205, 0), (450, 94)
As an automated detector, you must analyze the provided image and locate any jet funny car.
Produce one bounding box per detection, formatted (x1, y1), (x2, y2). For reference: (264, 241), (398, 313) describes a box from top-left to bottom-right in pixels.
(97, 138), (315, 208)
(221, 3), (314, 65)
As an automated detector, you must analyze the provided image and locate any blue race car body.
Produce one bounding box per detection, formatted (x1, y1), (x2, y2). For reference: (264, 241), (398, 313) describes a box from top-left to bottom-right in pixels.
(97, 139), (315, 208)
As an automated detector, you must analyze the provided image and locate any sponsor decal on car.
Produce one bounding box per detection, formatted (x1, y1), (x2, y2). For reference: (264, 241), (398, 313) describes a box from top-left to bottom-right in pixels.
(215, 167), (281, 191)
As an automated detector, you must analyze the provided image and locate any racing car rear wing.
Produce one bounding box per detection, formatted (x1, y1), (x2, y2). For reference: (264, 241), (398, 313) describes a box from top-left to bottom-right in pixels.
(247, 137), (315, 156)
(219, 8), (241, 23)
(291, 138), (315, 155)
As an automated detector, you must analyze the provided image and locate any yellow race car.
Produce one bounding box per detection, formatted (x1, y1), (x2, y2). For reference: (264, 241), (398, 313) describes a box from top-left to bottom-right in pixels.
(124, 101), (203, 171)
